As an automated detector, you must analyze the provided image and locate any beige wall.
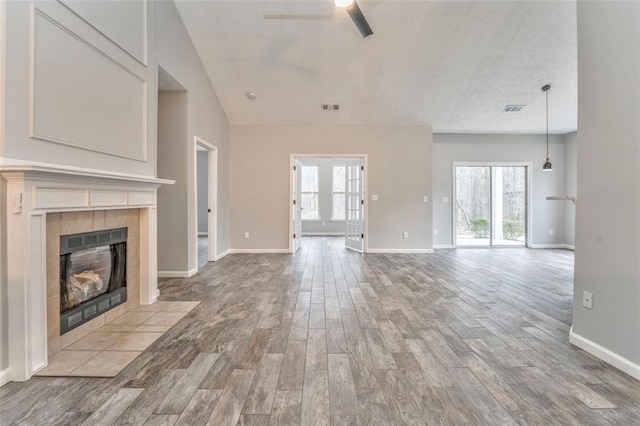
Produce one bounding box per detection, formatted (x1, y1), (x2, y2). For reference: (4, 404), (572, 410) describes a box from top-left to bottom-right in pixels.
(230, 126), (433, 251)
(157, 91), (189, 271)
(573, 1), (640, 368)
(155, 1), (230, 271)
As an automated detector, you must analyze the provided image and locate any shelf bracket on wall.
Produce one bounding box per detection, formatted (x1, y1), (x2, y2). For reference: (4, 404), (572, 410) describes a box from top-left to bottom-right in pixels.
(546, 195), (576, 204)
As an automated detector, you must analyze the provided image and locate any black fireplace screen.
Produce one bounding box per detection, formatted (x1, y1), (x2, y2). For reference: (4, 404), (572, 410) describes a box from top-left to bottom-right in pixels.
(60, 242), (126, 312)
(59, 227), (127, 314)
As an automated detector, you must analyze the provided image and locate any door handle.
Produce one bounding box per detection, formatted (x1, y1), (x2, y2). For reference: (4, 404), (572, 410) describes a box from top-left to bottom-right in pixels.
(208, 209), (211, 213)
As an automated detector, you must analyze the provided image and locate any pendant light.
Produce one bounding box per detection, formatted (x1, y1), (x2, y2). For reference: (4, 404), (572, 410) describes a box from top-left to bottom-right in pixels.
(542, 84), (552, 171)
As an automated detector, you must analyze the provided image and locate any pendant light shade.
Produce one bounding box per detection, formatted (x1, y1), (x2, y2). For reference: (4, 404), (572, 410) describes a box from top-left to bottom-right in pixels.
(542, 84), (552, 171)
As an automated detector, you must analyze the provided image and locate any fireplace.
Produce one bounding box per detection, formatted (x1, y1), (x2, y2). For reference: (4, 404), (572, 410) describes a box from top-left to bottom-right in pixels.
(60, 227), (128, 334)
(0, 161), (171, 384)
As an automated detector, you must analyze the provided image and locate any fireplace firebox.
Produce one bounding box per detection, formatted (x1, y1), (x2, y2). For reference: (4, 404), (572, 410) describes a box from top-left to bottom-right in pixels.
(60, 227), (128, 334)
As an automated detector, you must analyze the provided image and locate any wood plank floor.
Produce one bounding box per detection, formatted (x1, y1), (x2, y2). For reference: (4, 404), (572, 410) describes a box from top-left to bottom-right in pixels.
(2, 237), (639, 425)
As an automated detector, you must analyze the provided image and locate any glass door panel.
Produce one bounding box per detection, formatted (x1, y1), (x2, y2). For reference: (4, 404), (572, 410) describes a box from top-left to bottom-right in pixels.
(455, 166), (491, 246)
(455, 165), (527, 247)
(492, 166), (526, 246)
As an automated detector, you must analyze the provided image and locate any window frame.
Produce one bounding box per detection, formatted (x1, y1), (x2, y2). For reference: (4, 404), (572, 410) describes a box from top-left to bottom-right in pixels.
(300, 164), (320, 221)
(331, 164), (346, 222)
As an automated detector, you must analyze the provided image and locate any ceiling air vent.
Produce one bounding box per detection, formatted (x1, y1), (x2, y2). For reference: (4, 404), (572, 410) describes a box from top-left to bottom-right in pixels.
(503, 105), (525, 112)
(322, 104), (340, 111)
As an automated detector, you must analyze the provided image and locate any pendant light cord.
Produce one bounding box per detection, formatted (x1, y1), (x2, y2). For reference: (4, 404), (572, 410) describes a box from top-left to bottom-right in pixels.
(546, 89), (549, 158)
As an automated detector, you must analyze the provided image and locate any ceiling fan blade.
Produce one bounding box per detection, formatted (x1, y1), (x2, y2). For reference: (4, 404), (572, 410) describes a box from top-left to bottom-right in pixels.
(346, 1), (373, 38)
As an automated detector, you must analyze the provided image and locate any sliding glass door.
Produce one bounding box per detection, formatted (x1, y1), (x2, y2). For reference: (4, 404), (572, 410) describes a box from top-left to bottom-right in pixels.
(455, 165), (527, 247)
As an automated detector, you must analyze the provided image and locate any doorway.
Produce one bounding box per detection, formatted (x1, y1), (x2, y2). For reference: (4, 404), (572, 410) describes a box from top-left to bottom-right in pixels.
(194, 137), (217, 269)
(289, 155), (367, 253)
(453, 163), (531, 247)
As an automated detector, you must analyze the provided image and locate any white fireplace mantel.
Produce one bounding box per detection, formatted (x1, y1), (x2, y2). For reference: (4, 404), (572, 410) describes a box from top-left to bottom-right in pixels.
(0, 159), (174, 383)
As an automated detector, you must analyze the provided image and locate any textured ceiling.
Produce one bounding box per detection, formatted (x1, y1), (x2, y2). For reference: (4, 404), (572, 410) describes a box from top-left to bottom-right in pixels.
(174, 0), (577, 133)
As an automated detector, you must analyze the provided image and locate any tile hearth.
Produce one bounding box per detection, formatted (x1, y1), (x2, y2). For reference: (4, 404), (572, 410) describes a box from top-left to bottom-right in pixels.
(35, 301), (199, 378)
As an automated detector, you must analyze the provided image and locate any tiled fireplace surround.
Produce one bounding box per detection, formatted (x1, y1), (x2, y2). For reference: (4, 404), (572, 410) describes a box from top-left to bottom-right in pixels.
(46, 209), (142, 357)
(0, 161), (173, 383)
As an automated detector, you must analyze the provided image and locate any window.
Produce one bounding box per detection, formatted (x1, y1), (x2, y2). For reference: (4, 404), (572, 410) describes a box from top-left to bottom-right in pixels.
(301, 165), (319, 220)
(332, 165), (346, 220)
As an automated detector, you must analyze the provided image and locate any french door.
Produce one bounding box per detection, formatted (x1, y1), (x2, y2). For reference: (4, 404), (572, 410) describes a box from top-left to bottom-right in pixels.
(345, 159), (364, 252)
(292, 160), (303, 252)
(454, 165), (528, 247)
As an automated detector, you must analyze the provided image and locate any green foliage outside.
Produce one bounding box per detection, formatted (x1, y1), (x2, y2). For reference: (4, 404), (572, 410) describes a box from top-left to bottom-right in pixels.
(503, 220), (524, 241)
(469, 217), (489, 238)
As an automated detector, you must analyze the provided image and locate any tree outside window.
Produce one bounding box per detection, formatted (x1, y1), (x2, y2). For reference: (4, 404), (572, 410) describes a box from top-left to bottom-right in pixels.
(301, 165), (319, 220)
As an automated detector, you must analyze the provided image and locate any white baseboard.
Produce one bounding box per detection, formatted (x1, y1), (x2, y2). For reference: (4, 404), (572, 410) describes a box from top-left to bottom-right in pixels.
(530, 244), (575, 250)
(434, 244), (454, 249)
(302, 232), (345, 236)
(157, 267), (198, 278)
(214, 249), (231, 261)
(198, 232), (208, 236)
(0, 367), (11, 387)
(229, 249), (290, 254)
(569, 326), (640, 380)
(367, 248), (434, 254)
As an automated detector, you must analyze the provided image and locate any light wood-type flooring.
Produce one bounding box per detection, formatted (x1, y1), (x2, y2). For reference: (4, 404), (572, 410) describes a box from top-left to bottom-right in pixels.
(1, 237), (639, 425)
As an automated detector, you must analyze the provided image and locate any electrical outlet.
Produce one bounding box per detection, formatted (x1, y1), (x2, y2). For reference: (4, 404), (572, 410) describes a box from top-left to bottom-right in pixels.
(403, 232), (409, 239)
(322, 221), (326, 226)
(549, 229), (554, 236)
(582, 291), (593, 309)
(371, 194), (379, 201)
(434, 229), (439, 236)
(244, 232), (250, 239)
(442, 196), (449, 203)
(422, 195), (429, 203)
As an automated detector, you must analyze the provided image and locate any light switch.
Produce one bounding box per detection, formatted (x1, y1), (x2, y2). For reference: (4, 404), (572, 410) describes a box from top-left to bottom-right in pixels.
(371, 194), (379, 201)
(442, 196), (449, 203)
(422, 195), (429, 203)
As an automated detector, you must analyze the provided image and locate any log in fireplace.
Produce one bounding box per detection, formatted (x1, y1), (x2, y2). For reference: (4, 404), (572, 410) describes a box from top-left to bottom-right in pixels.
(60, 227), (128, 334)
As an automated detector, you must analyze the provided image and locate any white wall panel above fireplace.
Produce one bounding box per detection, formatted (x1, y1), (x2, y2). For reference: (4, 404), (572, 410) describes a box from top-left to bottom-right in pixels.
(58, 0), (148, 65)
(31, 8), (147, 161)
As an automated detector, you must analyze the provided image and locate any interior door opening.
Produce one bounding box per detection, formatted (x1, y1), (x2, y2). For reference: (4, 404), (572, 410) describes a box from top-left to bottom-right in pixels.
(289, 155), (367, 253)
(454, 164), (530, 247)
(195, 138), (218, 269)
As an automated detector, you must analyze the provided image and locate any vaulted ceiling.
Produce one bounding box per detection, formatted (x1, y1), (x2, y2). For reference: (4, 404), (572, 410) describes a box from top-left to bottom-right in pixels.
(174, 0), (577, 133)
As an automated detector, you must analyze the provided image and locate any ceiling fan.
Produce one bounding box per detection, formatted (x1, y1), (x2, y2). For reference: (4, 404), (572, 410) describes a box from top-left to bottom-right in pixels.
(336, 0), (374, 38)
(262, 0), (374, 39)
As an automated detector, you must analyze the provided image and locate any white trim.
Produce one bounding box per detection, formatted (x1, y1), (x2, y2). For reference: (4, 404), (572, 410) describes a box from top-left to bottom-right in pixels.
(0, 158), (174, 185)
(302, 232), (345, 236)
(434, 244), (455, 249)
(569, 326), (640, 380)
(58, 0), (149, 67)
(367, 248), (434, 254)
(230, 249), (290, 254)
(214, 249), (231, 261)
(0, 367), (11, 387)
(29, 7), (148, 162)
(193, 137), (218, 268)
(451, 162), (533, 249)
(289, 154), (368, 254)
(530, 244), (575, 250)
(157, 267), (198, 278)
